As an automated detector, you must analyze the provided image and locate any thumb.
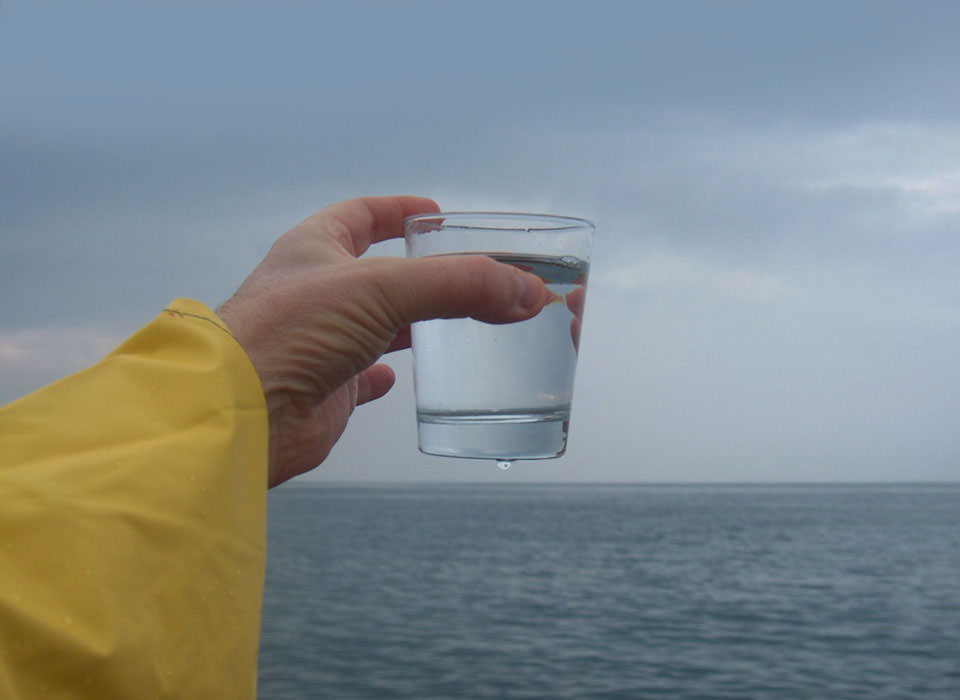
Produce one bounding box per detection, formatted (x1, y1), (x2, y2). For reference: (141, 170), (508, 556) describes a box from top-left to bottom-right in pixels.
(369, 254), (555, 327)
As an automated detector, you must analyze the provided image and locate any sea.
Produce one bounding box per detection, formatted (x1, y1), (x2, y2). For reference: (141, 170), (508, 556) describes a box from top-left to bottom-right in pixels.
(257, 483), (960, 699)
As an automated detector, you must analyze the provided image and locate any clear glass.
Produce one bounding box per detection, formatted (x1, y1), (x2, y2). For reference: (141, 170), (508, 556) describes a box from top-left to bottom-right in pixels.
(404, 212), (595, 462)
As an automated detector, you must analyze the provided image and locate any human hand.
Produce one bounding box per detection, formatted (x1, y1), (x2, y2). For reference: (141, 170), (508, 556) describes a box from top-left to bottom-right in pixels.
(566, 284), (586, 352)
(217, 196), (556, 487)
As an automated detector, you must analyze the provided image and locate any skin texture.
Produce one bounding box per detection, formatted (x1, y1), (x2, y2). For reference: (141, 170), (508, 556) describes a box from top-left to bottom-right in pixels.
(217, 196), (555, 487)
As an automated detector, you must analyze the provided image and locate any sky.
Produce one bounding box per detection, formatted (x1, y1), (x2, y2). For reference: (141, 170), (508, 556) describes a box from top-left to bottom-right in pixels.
(2, 1), (959, 483)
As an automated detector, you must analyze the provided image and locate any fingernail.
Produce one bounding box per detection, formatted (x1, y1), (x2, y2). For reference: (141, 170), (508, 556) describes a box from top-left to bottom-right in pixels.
(517, 270), (546, 310)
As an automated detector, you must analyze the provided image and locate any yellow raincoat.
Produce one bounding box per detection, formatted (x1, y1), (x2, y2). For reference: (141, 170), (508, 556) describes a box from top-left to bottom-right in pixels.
(0, 299), (269, 699)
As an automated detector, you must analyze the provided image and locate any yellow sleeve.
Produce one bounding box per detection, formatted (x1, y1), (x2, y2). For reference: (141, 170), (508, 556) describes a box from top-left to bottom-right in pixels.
(0, 299), (269, 700)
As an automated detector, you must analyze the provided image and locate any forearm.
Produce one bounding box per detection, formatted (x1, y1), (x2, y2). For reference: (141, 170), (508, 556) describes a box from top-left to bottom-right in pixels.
(0, 299), (269, 699)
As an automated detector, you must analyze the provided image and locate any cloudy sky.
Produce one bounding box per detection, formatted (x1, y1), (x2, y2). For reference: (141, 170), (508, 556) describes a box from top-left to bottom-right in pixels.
(2, 1), (958, 483)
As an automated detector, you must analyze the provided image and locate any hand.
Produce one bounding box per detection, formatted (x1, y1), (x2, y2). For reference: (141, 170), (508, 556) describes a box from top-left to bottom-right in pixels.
(566, 285), (586, 352)
(217, 196), (555, 487)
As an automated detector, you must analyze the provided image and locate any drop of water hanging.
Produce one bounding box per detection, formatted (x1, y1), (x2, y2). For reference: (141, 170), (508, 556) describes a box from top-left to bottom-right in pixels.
(497, 460), (512, 471)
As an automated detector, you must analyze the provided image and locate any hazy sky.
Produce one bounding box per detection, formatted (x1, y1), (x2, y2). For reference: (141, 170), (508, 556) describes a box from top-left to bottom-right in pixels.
(3, 1), (959, 483)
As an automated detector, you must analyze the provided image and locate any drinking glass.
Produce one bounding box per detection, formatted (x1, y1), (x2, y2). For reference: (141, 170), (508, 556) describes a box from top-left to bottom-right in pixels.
(404, 212), (595, 463)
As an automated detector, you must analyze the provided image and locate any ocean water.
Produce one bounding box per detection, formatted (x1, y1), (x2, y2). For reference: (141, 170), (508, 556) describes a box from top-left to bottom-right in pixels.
(258, 484), (960, 699)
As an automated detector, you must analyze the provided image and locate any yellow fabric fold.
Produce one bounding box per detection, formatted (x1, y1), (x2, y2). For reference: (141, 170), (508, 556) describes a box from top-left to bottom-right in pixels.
(0, 299), (269, 699)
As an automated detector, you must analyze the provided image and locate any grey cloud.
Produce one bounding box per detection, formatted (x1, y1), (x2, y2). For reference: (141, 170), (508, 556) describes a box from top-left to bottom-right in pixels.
(4, 1), (960, 481)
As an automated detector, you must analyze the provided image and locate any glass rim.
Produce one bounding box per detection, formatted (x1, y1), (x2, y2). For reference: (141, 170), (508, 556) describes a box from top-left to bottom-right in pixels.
(404, 211), (595, 233)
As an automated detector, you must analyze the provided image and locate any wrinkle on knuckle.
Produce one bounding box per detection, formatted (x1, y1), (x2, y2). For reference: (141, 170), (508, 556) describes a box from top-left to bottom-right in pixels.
(324, 215), (357, 255)
(333, 199), (379, 255)
(353, 262), (406, 335)
(356, 198), (380, 234)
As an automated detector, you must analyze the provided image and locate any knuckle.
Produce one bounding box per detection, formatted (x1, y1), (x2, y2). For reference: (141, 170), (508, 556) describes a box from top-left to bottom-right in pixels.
(358, 260), (407, 330)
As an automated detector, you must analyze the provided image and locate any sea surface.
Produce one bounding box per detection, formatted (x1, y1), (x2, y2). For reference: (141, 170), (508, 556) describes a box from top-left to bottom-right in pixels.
(257, 483), (960, 699)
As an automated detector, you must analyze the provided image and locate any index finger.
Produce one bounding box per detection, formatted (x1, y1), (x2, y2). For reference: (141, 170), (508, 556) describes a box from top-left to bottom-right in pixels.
(317, 196), (440, 257)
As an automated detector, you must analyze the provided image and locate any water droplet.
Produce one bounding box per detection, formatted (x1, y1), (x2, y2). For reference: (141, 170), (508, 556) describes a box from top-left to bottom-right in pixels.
(497, 460), (512, 471)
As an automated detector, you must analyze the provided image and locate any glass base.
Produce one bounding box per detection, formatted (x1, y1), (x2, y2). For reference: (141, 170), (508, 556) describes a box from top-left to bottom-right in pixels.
(416, 409), (569, 460)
